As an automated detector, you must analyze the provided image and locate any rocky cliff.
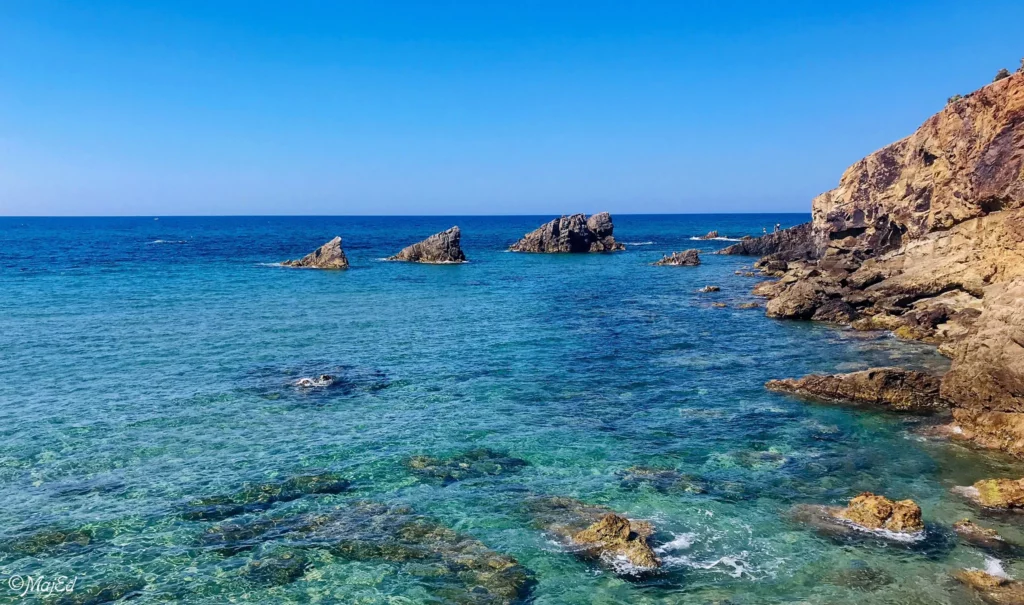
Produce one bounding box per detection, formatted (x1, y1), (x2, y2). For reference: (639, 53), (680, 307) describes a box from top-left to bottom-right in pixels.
(743, 72), (1024, 457)
(509, 212), (625, 253)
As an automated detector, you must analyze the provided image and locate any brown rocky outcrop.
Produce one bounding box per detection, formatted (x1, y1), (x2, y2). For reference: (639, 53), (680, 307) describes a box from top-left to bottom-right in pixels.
(283, 236), (349, 269)
(525, 497), (660, 573)
(953, 519), (1014, 552)
(698, 230), (719, 240)
(792, 492), (924, 539)
(387, 226), (467, 263)
(955, 570), (1024, 605)
(739, 72), (1024, 457)
(766, 368), (946, 413)
(653, 249), (700, 266)
(958, 478), (1024, 510)
(509, 213), (625, 253)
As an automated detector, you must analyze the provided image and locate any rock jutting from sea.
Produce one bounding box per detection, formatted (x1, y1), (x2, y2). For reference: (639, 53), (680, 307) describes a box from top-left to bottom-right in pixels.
(766, 367), (947, 413)
(653, 249), (700, 266)
(387, 226), (467, 263)
(283, 236), (349, 269)
(509, 212), (625, 253)
(724, 70), (1024, 458)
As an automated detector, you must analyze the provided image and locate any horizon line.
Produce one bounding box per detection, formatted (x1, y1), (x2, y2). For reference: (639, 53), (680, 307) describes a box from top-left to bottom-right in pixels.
(1, 211), (812, 219)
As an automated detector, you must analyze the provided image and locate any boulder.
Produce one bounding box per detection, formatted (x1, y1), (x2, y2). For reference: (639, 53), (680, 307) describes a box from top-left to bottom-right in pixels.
(766, 367), (946, 413)
(653, 249), (700, 266)
(954, 569), (1024, 605)
(791, 493), (924, 539)
(509, 213), (625, 253)
(765, 280), (829, 319)
(387, 226), (467, 263)
(283, 236), (349, 269)
(525, 496), (661, 573)
(953, 519), (1015, 553)
(958, 478), (1024, 510)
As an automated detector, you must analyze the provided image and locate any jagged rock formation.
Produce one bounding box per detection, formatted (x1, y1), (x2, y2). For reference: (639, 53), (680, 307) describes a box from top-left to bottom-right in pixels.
(698, 230), (719, 239)
(525, 496), (660, 573)
(957, 477), (1024, 509)
(387, 226), (467, 263)
(509, 212), (625, 253)
(283, 236), (349, 269)
(737, 72), (1024, 457)
(766, 367), (946, 413)
(653, 249), (700, 266)
(791, 493), (924, 540)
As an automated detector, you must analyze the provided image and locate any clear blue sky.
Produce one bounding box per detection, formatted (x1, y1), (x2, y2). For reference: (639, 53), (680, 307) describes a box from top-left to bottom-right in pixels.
(1, 1), (1021, 216)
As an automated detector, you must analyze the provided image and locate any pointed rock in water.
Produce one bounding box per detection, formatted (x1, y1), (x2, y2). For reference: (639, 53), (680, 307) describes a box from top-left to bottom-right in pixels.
(283, 236), (349, 269)
(509, 212), (625, 253)
(954, 569), (1024, 605)
(958, 478), (1024, 510)
(406, 448), (528, 484)
(387, 226), (467, 263)
(698, 230), (719, 240)
(525, 496), (661, 573)
(765, 367), (946, 413)
(653, 249), (700, 266)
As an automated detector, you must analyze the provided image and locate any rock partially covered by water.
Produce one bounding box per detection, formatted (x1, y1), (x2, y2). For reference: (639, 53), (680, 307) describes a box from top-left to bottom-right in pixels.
(283, 236), (349, 269)
(509, 213), (625, 253)
(4, 527), (94, 556)
(387, 226), (467, 263)
(698, 230), (719, 240)
(180, 472), (349, 521)
(698, 285), (720, 293)
(653, 249), (700, 266)
(954, 569), (1024, 605)
(836, 493), (924, 533)
(958, 478), (1024, 510)
(53, 578), (146, 605)
(241, 547), (309, 586)
(766, 367), (946, 413)
(405, 448), (528, 484)
(294, 374), (336, 388)
(793, 493), (924, 540)
(618, 466), (708, 494)
(526, 496), (661, 574)
(953, 519), (1015, 553)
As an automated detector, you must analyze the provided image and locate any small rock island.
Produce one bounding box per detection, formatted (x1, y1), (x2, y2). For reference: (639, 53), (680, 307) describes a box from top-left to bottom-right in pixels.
(283, 236), (349, 269)
(653, 249), (700, 266)
(509, 212), (625, 253)
(387, 226), (467, 263)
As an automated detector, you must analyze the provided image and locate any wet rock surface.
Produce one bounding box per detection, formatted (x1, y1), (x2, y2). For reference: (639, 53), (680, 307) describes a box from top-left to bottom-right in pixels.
(248, 363), (390, 402)
(201, 501), (533, 604)
(509, 212), (625, 253)
(387, 226), (467, 263)
(617, 466), (708, 494)
(180, 472), (350, 521)
(954, 569), (1024, 605)
(653, 249), (700, 266)
(525, 496), (661, 574)
(3, 527), (94, 556)
(406, 448), (528, 484)
(792, 493), (924, 540)
(953, 519), (1017, 553)
(766, 367), (947, 413)
(958, 478), (1024, 510)
(282, 236), (349, 269)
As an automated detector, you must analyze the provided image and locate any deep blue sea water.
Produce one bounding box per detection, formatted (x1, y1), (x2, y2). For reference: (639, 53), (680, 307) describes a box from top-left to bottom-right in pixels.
(0, 214), (1018, 604)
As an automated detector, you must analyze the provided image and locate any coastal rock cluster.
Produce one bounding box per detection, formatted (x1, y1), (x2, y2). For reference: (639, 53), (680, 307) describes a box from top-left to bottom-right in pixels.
(509, 212), (625, 253)
(731, 71), (1024, 458)
(387, 226), (467, 263)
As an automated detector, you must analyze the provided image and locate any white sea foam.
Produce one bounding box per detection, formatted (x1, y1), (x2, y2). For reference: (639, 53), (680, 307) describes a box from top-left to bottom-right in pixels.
(623, 241), (655, 246)
(834, 517), (927, 543)
(985, 557), (1010, 578)
(656, 532), (697, 553)
(663, 553), (760, 579)
(148, 239), (187, 244)
(688, 236), (744, 242)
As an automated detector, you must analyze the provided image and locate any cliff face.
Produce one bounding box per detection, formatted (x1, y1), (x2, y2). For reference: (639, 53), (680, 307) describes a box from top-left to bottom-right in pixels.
(744, 72), (1024, 457)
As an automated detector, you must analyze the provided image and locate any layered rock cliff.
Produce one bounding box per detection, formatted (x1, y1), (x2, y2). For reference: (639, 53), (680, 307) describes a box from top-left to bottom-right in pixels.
(741, 71), (1024, 457)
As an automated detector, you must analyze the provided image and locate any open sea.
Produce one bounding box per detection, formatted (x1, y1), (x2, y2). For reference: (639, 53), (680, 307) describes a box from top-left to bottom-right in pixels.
(0, 214), (1017, 604)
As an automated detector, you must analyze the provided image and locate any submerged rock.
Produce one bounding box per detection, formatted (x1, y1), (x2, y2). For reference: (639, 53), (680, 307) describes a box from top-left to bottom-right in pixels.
(953, 519), (1016, 553)
(180, 472), (349, 521)
(653, 249), (700, 266)
(241, 547), (309, 586)
(282, 236), (349, 269)
(766, 367), (946, 413)
(954, 569), (1024, 605)
(204, 502), (533, 604)
(617, 466), (708, 494)
(4, 527), (94, 556)
(387, 226), (467, 263)
(405, 448), (528, 484)
(736, 302), (761, 309)
(957, 478), (1024, 510)
(53, 578), (146, 605)
(294, 374), (336, 388)
(698, 285), (720, 293)
(251, 364), (390, 401)
(525, 496), (661, 574)
(509, 212), (625, 253)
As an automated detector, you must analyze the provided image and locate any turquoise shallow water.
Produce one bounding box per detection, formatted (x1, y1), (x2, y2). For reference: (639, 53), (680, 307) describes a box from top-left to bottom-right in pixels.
(0, 215), (1019, 604)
